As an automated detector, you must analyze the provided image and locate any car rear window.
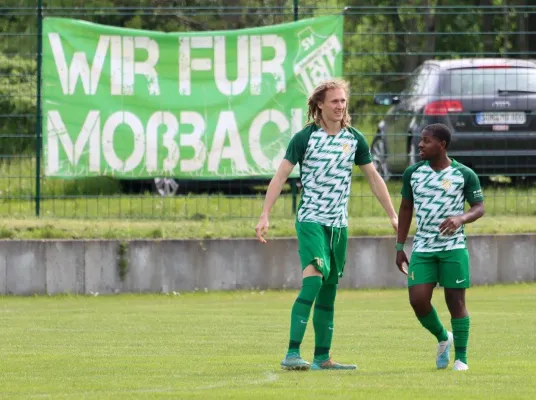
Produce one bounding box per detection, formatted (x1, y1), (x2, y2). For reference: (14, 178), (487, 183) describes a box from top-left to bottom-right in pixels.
(440, 67), (536, 96)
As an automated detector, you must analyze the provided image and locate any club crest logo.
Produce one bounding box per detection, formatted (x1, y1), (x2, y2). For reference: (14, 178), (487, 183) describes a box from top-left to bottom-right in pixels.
(293, 26), (342, 94)
(441, 179), (452, 191)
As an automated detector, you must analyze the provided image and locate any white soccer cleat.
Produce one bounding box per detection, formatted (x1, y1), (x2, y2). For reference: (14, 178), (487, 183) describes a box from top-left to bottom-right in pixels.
(436, 331), (453, 369)
(453, 360), (469, 371)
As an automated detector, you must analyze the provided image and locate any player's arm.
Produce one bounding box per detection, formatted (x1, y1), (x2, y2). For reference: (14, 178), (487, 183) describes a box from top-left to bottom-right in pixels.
(260, 159), (295, 217)
(395, 166), (415, 274)
(439, 202), (484, 235)
(255, 159), (295, 243)
(360, 163), (398, 232)
(439, 169), (485, 235)
(395, 197), (413, 275)
(462, 202), (485, 224)
(396, 197), (414, 245)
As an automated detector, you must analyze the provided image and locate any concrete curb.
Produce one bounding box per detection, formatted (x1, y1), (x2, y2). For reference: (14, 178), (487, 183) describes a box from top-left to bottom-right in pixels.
(0, 235), (534, 295)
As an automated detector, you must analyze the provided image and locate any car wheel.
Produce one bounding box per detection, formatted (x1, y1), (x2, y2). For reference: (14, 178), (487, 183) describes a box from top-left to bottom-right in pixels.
(512, 175), (536, 186)
(119, 180), (145, 194)
(370, 136), (391, 181)
(153, 178), (180, 197)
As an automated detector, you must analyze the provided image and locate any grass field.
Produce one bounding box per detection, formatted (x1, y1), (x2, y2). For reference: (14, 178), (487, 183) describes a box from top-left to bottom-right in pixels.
(1, 284), (535, 399)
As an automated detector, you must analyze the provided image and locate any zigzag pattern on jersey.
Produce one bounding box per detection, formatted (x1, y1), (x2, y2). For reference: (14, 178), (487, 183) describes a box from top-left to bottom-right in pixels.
(412, 166), (467, 252)
(298, 130), (356, 227)
(300, 151), (351, 222)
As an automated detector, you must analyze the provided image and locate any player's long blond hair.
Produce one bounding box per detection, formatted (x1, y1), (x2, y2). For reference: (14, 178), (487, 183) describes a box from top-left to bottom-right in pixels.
(306, 79), (351, 128)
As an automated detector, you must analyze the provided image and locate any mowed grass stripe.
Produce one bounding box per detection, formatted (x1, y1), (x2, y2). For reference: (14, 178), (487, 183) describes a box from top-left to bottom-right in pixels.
(0, 284), (535, 399)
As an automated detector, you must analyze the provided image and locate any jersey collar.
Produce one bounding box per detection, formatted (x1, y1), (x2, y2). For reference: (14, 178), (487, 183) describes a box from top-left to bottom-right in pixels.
(317, 126), (346, 137)
(425, 158), (457, 172)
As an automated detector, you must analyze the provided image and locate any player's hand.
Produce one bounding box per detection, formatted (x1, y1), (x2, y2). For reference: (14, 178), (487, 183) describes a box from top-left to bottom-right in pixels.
(255, 214), (269, 243)
(439, 216), (464, 235)
(395, 251), (409, 275)
(390, 215), (398, 233)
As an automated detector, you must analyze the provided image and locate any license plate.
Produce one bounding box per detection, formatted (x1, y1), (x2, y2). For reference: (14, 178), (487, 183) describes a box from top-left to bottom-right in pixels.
(475, 112), (526, 125)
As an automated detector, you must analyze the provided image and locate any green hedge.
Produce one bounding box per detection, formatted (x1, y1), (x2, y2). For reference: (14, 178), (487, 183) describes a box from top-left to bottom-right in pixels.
(0, 52), (36, 155)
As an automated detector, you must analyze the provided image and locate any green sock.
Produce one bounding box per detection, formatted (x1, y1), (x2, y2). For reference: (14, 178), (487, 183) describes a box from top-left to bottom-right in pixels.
(287, 276), (322, 356)
(417, 307), (449, 342)
(313, 283), (337, 362)
(452, 316), (470, 364)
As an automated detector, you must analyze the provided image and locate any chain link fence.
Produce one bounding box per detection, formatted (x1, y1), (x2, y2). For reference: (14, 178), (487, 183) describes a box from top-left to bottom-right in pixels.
(1, 1), (535, 220)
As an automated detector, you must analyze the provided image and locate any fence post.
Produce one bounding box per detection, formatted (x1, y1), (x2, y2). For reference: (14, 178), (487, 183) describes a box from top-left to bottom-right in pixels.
(35, 0), (43, 217)
(291, 0), (299, 215)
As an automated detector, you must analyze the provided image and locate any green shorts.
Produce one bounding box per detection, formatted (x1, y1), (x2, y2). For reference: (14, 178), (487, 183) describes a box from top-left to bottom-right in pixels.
(408, 248), (471, 289)
(295, 221), (347, 284)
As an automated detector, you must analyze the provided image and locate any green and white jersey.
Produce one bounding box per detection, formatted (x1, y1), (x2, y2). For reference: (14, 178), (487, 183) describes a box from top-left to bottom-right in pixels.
(401, 159), (484, 252)
(284, 124), (372, 227)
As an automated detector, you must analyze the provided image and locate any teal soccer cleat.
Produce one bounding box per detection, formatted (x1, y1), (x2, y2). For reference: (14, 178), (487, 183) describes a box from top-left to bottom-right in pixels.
(280, 353), (311, 371)
(436, 331), (454, 369)
(311, 357), (357, 370)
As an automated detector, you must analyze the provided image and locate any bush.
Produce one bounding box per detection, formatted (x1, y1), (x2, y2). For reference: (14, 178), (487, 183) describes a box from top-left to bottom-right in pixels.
(0, 52), (37, 155)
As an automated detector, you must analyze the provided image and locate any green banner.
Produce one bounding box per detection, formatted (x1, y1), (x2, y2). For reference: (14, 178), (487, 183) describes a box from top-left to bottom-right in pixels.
(42, 15), (343, 179)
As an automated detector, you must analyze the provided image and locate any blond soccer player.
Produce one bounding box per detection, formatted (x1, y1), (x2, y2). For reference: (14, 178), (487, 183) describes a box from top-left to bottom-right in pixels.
(255, 79), (398, 370)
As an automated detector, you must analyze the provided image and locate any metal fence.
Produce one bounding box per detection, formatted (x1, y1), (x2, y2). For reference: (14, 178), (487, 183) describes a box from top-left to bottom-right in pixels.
(1, 1), (536, 221)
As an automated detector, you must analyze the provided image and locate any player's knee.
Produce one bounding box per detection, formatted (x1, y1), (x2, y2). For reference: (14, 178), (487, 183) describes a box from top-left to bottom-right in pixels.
(409, 296), (431, 315)
(445, 289), (465, 307)
(446, 297), (466, 315)
(302, 264), (323, 278)
(317, 283), (337, 304)
(409, 297), (420, 310)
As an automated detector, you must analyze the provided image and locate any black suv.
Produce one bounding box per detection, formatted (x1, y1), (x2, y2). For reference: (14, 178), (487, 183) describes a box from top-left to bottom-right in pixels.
(371, 58), (536, 180)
